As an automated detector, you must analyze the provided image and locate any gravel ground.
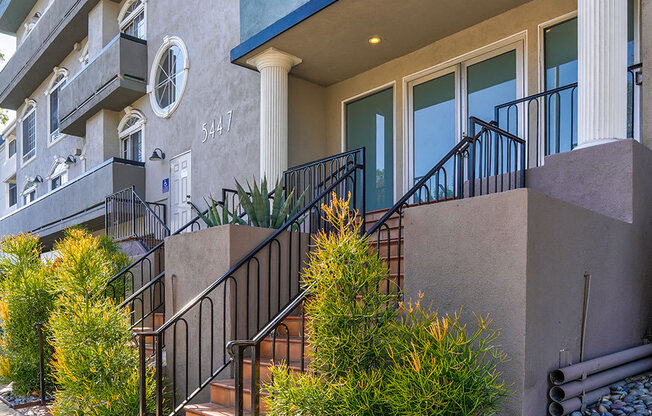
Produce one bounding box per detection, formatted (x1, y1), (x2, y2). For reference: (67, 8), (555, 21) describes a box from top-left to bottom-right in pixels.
(574, 372), (652, 416)
(15, 405), (51, 416)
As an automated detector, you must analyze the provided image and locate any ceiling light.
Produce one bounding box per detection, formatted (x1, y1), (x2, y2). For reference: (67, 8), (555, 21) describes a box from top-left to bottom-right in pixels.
(368, 36), (382, 45)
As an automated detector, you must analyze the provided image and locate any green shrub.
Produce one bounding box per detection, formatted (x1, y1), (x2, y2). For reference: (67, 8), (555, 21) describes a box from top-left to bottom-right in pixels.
(48, 229), (157, 416)
(265, 194), (509, 416)
(0, 234), (56, 395)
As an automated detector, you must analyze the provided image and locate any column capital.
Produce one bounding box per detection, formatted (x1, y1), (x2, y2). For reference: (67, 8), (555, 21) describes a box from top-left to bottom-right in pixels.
(247, 47), (302, 72)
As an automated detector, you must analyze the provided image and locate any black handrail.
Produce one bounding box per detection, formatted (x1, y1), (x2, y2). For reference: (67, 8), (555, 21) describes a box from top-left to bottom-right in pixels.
(136, 149), (365, 416)
(495, 63), (642, 165)
(227, 118), (526, 416)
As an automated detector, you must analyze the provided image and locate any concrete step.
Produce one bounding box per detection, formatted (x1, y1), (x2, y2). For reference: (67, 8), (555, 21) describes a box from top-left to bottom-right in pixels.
(209, 379), (269, 413)
(243, 358), (306, 383)
(260, 336), (309, 361)
(185, 402), (250, 416)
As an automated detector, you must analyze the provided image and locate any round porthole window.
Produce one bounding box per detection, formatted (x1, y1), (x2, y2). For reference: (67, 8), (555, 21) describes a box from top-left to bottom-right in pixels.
(149, 36), (189, 118)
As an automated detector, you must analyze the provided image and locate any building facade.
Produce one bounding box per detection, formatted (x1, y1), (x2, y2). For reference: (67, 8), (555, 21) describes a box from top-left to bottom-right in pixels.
(0, 0), (650, 415)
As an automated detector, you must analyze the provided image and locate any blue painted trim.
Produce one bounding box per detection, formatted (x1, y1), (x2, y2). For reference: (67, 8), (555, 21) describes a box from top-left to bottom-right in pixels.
(230, 0), (338, 64)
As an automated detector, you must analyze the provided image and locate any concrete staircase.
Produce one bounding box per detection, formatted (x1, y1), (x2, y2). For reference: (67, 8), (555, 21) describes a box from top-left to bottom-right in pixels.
(183, 209), (403, 416)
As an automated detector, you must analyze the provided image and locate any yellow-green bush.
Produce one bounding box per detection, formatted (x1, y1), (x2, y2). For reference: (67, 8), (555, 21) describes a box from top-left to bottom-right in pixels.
(48, 229), (156, 416)
(265, 194), (509, 416)
(0, 234), (55, 394)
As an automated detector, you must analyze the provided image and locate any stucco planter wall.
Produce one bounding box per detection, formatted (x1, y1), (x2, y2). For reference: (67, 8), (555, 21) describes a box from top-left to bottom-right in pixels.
(403, 140), (652, 415)
(163, 224), (310, 404)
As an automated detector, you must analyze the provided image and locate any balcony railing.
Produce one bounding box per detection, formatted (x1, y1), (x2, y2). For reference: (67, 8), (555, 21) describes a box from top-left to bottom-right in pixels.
(58, 33), (147, 136)
(0, 158), (145, 243)
(495, 63), (642, 166)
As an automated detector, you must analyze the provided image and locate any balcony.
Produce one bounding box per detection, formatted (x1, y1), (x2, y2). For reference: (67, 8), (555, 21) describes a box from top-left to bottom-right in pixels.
(59, 33), (147, 137)
(0, 0), (120, 110)
(0, 158), (145, 246)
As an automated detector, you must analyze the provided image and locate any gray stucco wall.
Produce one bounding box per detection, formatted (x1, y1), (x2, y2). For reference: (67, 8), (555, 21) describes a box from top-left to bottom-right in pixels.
(642, 0), (652, 149)
(131, 0), (260, 213)
(164, 225), (274, 404)
(239, 0), (310, 41)
(403, 191), (529, 415)
(403, 140), (652, 415)
(526, 139), (644, 224)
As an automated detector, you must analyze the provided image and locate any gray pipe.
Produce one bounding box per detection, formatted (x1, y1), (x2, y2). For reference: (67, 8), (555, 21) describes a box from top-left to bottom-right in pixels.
(549, 344), (652, 385)
(548, 386), (610, 416)
(549, 357), (652, 402)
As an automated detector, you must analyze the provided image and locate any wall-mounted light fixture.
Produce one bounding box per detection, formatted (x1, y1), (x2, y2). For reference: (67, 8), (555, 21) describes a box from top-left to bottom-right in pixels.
(65, 155), (77, 165)
(33, 175), (43, 183)
(149, 148), (166, 161)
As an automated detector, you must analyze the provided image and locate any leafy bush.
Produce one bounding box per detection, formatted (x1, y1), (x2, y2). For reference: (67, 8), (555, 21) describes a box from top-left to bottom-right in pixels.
(0, 234), (55, 395)
(265, 194), (509, 416)
(236, 176), (305, 229)
(48, 229), (157, 416)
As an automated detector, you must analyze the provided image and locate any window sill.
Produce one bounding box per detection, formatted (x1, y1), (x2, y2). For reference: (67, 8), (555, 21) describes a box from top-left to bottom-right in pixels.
(22, 155), (36, 168)
(47, 133), (67, 148)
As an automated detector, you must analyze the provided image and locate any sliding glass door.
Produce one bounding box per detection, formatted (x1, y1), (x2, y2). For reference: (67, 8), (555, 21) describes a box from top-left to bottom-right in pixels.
(408, 42), (522, 190)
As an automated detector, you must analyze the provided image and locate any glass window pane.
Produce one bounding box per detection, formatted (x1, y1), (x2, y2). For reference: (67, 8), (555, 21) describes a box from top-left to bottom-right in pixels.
(50, 87), (59, 135)
(346, 88), (394, 211)
(23, 112), (35, 158)
(544, 18), (578, 89)
(413, 72), (456, 197)
(8, 140), (15, 157)
(467, 50), (517, 125)
(8, 183), (16, 207)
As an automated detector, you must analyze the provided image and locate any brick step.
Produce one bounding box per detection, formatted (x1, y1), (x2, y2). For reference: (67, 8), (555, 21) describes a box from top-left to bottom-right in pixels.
(274, 315), (305, 337)
(185, 402), (250, 416)
(209, 379), (269, 413)
(243, 358), (307, 383)
(260, 336), (310, 361)
(368, 238), (404, 257)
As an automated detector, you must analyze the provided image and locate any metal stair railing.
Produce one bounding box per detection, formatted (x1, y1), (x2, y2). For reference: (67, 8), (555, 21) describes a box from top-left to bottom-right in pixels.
(226, 117), (526, 416)
(495, 63), (642, 166)
(105, 186), (171, 251)
(135, 148), (365, 416)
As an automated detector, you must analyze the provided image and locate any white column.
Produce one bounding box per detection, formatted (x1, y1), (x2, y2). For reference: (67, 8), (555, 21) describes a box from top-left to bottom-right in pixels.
(247, 48), (302, 182)
(577, 0), (628, 149)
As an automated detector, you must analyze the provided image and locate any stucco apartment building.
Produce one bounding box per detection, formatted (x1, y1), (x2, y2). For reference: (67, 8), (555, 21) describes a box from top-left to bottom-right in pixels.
(0, 0), (650, 415)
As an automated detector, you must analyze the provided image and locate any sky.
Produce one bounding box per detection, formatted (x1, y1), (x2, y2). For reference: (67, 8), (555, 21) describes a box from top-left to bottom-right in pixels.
(0, 33), (16, 131)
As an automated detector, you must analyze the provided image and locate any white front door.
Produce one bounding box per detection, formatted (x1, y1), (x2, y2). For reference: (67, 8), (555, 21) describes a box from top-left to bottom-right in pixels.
(170, 151), (191, 232)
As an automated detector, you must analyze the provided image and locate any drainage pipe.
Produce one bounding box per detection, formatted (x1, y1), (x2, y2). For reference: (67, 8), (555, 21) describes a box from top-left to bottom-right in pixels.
(548, 386), (610, 416)
(549, 357), (652, 402)
(549, 344), (652, 385)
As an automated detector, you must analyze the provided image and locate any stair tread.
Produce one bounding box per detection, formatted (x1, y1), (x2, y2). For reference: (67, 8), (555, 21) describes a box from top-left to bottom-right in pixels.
(243, 357), (307, 370)
(210, 378), (269, 395)
(185, 402), (249, 416)
(261, 336), (303, 343)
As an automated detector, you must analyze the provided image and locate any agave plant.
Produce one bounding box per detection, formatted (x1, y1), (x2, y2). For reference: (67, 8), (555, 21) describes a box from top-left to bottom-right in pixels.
(235, 176), (305, 229)
(197, 196), (244, 227)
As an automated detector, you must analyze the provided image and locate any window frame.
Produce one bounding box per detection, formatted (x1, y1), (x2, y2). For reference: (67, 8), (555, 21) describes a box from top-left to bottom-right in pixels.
(7, 138), (16, 158)
(47, 160), (69, 191)
(19, 101), (37, 165)
(118, 108), (146, 162)
(7, 181), (17, 208)
(149, 36), (189, 118)
(46, 69), (69, 147)
(119, 0), (147, 40)
(22, 185), (36, 206)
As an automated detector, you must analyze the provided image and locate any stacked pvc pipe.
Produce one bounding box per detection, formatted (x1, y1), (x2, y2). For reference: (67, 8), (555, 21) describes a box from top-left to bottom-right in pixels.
(547, 344), (652, 416)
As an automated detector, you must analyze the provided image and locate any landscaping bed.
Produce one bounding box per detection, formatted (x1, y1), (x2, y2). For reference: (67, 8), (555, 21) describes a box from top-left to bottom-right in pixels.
(579, 372), (652, 416)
